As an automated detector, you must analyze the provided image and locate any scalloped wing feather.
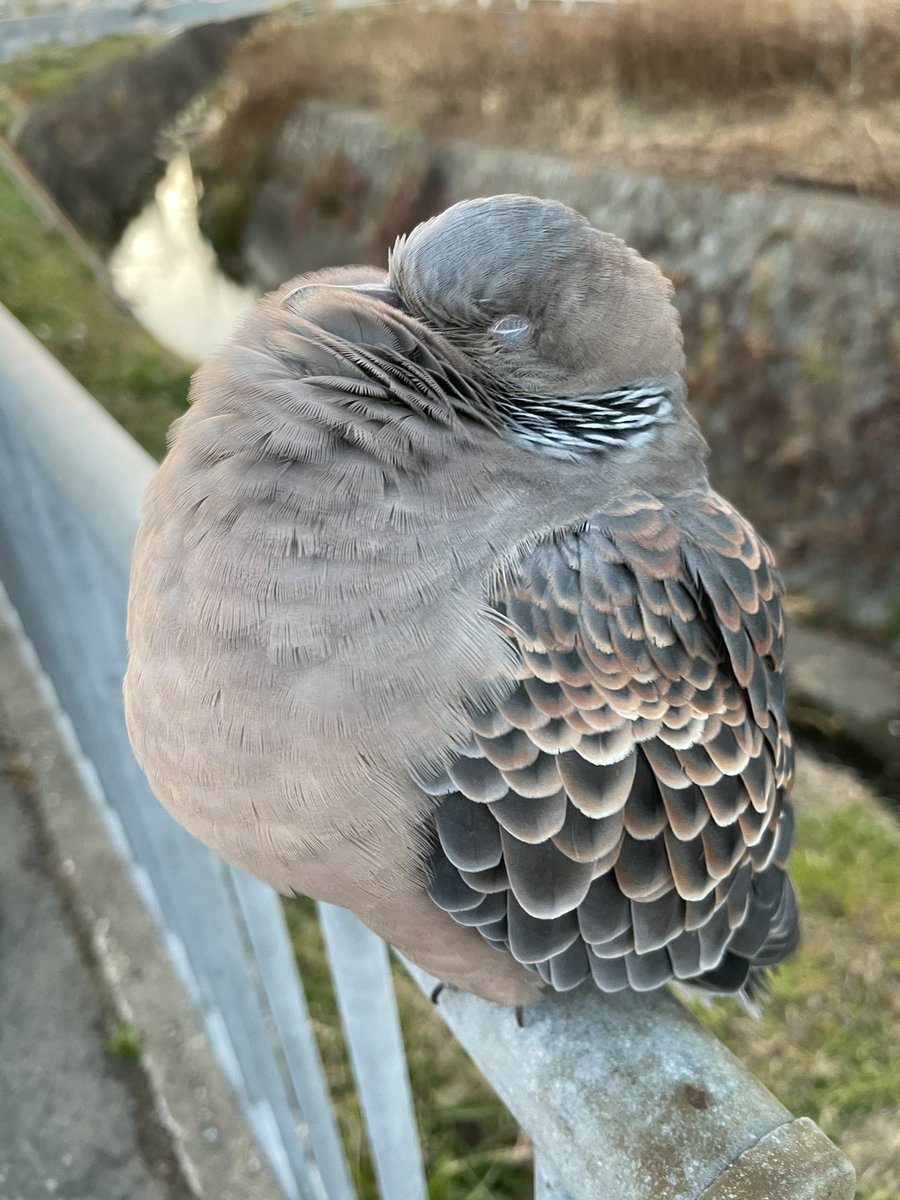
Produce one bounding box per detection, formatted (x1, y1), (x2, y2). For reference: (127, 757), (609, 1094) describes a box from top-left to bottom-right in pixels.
(426, 488), (798, 998)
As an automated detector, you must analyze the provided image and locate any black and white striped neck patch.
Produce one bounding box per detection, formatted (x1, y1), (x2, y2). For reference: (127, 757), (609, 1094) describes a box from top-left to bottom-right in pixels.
(497, 384), (673, 456)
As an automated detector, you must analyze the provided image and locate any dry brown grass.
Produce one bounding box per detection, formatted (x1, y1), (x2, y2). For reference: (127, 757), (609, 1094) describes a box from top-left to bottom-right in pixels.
(582, 0), (900, 104)
(195, 0), (900, 251)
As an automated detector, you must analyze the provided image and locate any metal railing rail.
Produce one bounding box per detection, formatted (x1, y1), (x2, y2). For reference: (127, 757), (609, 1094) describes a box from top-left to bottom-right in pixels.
(0, 302), (857, 1200)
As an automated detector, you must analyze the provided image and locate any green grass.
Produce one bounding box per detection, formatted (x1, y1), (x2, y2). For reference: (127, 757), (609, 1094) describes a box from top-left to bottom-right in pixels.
(696, 806), (900, 1123)
(105, 1021), (142, 1061)
(0, 36), (150, 133)
(690, 755), (900, 1195)
(0, 166), (190, 459)
(701, 810), (900, 1127)
(0, 40), (189, 460)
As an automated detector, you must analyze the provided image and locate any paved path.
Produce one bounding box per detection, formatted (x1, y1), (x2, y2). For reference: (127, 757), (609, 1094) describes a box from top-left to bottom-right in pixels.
(0, 588), (283, 1200)
(0, 0), (278, 64)
(0, 738), (185, 1200)
(0, 0), (606, 65)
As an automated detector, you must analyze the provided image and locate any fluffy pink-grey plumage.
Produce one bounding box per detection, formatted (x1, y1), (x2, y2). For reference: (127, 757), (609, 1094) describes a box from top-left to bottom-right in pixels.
(124, 195), (798, 1006)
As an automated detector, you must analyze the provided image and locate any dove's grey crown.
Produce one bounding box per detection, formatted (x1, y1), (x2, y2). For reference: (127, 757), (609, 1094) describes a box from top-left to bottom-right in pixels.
(389, 194), (685, 411)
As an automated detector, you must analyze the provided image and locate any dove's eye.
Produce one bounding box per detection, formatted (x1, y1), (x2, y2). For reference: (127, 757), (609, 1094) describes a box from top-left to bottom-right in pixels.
(489, 314), (534, 349)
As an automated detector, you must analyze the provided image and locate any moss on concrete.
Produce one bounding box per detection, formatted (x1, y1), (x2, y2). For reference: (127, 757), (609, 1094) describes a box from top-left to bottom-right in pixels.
(105, 1022), (142, 1062)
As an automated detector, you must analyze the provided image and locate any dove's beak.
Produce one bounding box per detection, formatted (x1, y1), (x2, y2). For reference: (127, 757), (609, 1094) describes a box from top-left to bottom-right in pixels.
(280, 281), (408, 313)
(343, 283), (408, 312)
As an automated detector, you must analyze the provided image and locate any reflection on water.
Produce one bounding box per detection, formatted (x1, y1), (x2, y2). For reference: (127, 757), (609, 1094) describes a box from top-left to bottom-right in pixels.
(110, 152), (257, 363)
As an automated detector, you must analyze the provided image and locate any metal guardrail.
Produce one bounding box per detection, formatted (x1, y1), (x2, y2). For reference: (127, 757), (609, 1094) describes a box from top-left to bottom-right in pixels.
(0, 301), (857, 1200)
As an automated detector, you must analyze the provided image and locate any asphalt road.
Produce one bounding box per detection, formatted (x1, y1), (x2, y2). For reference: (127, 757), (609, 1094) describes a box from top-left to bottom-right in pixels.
(0, 0), (275, 64)
(0, 744), (183, 1200)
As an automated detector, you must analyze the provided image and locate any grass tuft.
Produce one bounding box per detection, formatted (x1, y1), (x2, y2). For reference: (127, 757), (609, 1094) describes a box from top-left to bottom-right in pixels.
(105, 1021), (141, 1061)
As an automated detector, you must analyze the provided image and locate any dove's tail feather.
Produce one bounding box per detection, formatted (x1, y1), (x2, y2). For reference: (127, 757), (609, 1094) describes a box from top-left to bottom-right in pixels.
(678, 868), (799, 1016)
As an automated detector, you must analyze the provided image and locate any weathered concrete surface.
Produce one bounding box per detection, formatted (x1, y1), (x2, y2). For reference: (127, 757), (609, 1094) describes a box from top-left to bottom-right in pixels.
(788, 625), (900, 794)
(405, 959), (856, 1200)
(0, 591), (283, 1200)
(235, 101), (900, 645)
(696, 1119), (856, 1200)
(10, 17), (256, 246)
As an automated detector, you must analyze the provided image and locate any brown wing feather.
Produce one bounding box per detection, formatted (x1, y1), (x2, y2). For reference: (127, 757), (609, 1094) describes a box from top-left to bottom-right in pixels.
(425, 488), (798, 997)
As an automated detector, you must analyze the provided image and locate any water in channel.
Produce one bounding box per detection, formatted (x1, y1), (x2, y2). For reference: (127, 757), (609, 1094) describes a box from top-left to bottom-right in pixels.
(109, 151), (257, 363)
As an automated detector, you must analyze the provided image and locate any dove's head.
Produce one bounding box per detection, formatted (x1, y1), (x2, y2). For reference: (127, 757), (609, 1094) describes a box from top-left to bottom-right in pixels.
(385, 195), (685, 454)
